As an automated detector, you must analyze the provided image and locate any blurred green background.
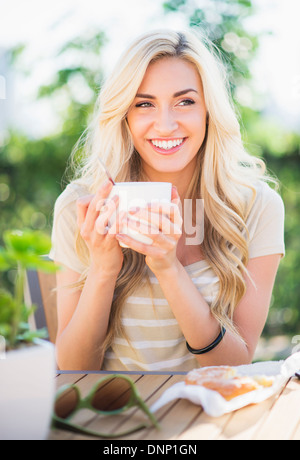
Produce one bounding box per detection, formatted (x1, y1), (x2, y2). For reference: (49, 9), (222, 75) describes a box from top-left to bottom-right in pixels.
(1, 0), (299, 360)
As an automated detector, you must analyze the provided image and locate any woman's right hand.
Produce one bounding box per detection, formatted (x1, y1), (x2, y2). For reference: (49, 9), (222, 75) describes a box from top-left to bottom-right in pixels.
(76, 180), (125, 277)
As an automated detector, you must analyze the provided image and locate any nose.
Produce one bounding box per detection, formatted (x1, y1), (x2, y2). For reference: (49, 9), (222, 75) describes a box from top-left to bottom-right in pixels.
(153, 107), (179, 135)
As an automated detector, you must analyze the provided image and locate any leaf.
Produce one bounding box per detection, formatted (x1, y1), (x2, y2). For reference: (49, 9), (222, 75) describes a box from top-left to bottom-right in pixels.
(0, 324), (12, 342)
(10, 252), (60, 272)
(27, 258), (61, 273)
(237, 0), (253, 7)
(163, 0), (186, 12)
(0, 248), (13, 270)
(3, 230), (52, 255)
(17, 328), (48, 342)
(0, 290), (16, 322)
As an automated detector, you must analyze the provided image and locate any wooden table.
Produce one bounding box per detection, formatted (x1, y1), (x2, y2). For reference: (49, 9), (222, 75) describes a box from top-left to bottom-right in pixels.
(49, 371), (300, 441)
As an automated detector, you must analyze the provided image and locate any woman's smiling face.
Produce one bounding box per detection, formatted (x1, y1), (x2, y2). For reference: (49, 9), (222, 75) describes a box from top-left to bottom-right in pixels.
(126, 57), (207, 181)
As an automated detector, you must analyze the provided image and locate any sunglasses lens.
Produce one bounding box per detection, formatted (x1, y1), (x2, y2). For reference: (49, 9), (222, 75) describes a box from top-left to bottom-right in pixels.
(91, 377), (133, 411)
(55, 387), (79, 419)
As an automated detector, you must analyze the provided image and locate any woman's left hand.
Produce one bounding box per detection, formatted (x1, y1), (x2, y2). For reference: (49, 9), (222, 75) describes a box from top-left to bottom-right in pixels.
(116, 186), (182, 274)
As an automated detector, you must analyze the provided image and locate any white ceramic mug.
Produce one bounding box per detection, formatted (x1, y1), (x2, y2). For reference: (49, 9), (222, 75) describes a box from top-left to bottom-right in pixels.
(108, 182), (172, 247)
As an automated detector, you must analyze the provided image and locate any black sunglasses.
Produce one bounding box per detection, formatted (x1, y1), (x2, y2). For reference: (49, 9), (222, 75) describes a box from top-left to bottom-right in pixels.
(52, 374), (159, 438)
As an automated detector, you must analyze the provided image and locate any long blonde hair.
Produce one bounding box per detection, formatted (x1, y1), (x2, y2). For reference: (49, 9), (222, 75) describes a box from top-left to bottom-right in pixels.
(69, 28), (276, 349)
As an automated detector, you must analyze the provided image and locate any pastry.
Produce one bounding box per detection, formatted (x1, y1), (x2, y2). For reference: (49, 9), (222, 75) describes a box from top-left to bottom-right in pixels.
(185, 366), (274, 401)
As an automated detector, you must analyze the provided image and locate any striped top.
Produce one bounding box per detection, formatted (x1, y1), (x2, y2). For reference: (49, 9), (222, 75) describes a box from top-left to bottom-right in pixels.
(102, 261), (219, 371)
(50, 180), (285, 371)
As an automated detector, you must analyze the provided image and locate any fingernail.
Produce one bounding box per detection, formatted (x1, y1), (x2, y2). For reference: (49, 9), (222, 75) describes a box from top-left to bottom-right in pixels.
(96, 199), (105, 211)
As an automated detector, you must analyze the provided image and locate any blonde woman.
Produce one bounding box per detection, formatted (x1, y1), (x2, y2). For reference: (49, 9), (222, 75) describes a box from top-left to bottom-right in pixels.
(50, 29), (285, 371)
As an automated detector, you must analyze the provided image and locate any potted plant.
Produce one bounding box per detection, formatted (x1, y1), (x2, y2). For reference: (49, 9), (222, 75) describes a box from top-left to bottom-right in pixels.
(0, 229), (59, 440)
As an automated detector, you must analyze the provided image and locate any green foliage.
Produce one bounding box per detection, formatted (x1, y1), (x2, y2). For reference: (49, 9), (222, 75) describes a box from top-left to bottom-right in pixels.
(259, 144), (300, 337)
(163, 0), (260, 99)
(0, 3), (299, 346)
(0, 30), (104, 248)
(0, 230), (60, 349)
(163, 0), (186, 11)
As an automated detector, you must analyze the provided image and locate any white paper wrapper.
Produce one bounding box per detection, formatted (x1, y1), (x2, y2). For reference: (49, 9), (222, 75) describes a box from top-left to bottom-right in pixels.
(150, 352), (300, 418)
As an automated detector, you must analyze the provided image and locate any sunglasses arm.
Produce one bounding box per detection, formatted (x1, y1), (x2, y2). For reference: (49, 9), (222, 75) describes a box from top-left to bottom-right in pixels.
(137, 398), (160, 429)
(51, 415), (150, 438)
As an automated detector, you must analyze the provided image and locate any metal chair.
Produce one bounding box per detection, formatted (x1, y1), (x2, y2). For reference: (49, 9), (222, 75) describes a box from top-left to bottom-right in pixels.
(24, 260), (57, 344)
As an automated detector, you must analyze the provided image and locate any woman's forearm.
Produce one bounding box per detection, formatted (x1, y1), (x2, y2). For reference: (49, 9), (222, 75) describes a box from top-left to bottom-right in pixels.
(55, 270), (118, 370)
(153, 260), (251, 366)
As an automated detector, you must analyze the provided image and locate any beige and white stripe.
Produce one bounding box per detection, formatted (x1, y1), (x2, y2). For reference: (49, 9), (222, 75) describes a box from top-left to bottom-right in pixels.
(102, 260), (219, 372)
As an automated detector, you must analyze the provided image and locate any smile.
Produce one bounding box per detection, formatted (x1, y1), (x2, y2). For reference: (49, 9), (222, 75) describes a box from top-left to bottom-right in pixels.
(148, 138), (186, 154)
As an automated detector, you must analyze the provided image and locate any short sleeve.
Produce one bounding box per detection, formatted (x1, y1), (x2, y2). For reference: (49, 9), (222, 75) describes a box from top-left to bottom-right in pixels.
(247, 182), (285, 259)
(49, 183), (89, 274)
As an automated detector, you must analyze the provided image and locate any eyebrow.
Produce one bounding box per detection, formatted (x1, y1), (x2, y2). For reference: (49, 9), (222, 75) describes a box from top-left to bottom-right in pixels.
(135, 88), (198, 99)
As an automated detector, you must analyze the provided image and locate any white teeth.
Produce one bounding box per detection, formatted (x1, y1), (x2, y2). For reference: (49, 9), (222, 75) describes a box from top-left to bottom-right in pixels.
(151, 139), (184, 150)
